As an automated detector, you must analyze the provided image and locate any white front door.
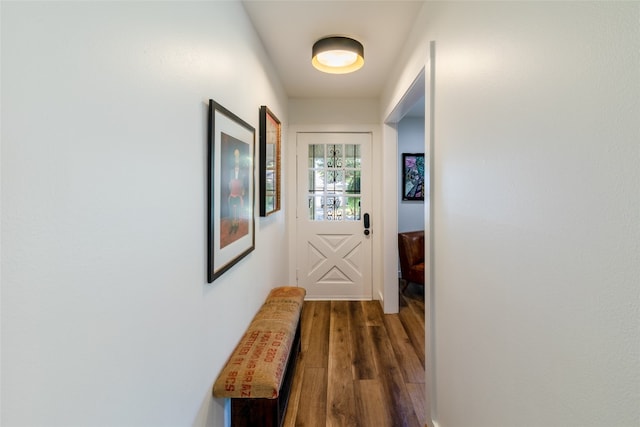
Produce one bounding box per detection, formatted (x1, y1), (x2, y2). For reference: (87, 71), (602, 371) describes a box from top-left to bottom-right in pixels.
(296, 132), (372, 300)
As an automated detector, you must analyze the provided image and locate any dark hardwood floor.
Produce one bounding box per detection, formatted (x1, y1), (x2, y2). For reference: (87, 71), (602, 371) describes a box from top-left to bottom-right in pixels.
(284, 282), (426, 427)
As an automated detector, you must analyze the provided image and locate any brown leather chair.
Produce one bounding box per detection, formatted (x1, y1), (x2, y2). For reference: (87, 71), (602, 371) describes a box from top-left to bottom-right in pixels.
(398, 230), (425, 292)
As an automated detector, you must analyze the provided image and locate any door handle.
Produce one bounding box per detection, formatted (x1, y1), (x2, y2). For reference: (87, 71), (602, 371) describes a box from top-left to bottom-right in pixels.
(363, 213), (370, 235)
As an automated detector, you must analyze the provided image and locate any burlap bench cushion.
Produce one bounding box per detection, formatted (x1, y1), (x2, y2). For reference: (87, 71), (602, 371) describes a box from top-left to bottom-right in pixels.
(213, 286), (305, 399)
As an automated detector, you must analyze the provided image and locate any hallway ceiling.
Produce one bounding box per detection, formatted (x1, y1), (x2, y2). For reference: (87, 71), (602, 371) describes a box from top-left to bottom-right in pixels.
(241, 1), (424, 99)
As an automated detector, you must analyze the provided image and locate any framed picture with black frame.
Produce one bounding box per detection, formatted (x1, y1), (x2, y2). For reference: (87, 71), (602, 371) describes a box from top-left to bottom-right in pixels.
(259, 106), (281, 216)
(402, 152), (425, 201)
(207, 100), (255, 282)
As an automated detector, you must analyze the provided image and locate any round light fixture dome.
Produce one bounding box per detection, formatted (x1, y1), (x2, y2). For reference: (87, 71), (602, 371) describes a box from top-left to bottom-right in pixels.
(312, 36), (364, 74)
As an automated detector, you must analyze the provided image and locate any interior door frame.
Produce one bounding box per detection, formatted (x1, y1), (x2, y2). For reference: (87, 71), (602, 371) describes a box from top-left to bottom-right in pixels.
(286, 124), (382, 300)
(384, 41), (438, 427)
(382, 69), (426, 315)
(295, 131), (373, 300)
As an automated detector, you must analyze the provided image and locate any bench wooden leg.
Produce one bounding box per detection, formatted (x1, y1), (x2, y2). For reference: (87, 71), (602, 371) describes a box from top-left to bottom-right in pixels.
(231, 398), (279, 427)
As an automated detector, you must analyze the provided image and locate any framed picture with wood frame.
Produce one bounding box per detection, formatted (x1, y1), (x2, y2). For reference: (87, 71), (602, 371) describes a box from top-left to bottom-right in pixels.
(402, 152), (425, 201)
(207, 100), (255, 282)
(259, 106), (281, 216)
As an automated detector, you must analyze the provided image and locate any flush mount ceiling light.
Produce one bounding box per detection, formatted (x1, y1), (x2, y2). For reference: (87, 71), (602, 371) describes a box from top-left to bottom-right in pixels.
(312, 36), (364, 74)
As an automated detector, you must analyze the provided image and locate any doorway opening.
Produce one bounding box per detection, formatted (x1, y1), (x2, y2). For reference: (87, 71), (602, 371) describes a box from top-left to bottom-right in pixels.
(382, 42), (435, 425)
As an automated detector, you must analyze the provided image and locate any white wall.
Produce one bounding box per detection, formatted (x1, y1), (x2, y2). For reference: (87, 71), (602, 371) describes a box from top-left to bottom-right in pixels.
(398, 116), (425, 233)
(1, 2), (288, 426)
(383, 2), (640, 426)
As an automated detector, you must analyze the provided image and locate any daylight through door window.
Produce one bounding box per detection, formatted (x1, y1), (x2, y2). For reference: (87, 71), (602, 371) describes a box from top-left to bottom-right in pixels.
(307, 143), (361, 221)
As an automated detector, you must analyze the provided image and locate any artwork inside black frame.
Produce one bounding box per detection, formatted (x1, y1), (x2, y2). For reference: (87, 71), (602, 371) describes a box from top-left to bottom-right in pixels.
(402, 153), (425, 201)
(208, 100), (255, 282)
(259, 106), (281, 216)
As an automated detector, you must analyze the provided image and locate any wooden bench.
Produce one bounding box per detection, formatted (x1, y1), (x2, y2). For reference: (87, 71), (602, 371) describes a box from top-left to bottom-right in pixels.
(213, 286), (306, 427)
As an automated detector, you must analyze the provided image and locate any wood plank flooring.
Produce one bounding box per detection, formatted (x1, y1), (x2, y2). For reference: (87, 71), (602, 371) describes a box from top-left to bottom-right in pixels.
(284, 283), (426, 427)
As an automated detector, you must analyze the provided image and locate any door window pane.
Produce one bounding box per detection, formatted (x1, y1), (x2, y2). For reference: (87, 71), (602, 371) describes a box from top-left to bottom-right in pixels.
(308, 144), (325, 168)
(345, 144), (361, 168)
(308, 142), (361, 221)
(326, 144), (343, 168)
(308, 170), (325, 193)
(345, 171), (360, 194)
(326, 170), (344, 194)
(344, 197), (361, 220)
